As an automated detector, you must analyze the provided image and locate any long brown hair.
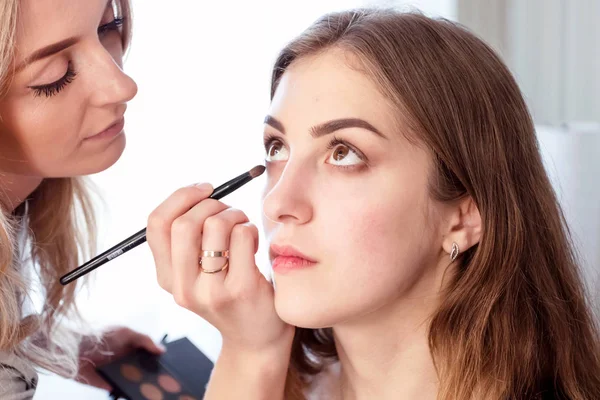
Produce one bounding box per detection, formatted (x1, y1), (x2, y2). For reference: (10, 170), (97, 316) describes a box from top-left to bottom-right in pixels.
(0, 0), (132, 377)
(271, 9), (600, 399)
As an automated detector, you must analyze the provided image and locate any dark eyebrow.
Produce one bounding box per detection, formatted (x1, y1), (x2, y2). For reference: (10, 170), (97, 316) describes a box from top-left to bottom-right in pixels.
(14, 37), (79, 73)
(264, 115), (387, 139)
(264, 115), (286, 134)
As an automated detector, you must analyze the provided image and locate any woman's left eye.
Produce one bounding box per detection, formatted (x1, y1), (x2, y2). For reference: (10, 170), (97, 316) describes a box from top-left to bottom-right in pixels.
(326, 141), (364, 167)
(98, 17), (124, 37)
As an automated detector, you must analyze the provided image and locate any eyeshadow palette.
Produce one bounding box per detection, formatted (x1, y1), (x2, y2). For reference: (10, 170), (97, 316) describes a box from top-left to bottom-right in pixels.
(97, 336), (214, 400)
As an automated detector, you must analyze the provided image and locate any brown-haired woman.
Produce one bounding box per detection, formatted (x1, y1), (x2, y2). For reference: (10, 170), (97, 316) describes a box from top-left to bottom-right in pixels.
(149, 9), (600, 400)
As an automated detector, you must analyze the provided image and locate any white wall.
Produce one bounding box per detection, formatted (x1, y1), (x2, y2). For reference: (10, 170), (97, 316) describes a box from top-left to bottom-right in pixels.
(537, 123), (600, 309)
(458, 0), (600, 125)
(563, 0), (600, 123)
(366, 0), (456, 18)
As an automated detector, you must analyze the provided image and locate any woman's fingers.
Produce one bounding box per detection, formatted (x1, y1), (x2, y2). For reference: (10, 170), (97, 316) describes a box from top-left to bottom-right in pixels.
(147, 183), (213, 292)
(225, 222), (260, 292)
(148, 185), (290, 354)
(198, 208), (250, 277)
(170, 199), (230, 307)
(131, 333), (166, 355)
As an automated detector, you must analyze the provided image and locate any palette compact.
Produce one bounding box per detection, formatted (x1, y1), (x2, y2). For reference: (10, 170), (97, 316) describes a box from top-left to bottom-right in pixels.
(97, 336), (214, 400)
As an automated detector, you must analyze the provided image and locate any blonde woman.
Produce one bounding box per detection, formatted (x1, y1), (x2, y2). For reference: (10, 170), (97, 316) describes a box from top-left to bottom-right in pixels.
(148, 9), (600, 400)
(0, 0), (163, 398)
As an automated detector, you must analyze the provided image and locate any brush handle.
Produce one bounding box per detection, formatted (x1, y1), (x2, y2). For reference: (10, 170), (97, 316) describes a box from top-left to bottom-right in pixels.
(60, 169), (256, 285)
(60, 228), (147, 285)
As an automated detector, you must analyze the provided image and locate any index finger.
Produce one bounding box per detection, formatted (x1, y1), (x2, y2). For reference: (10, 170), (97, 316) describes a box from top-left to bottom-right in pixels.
(147, 183), (214, 288)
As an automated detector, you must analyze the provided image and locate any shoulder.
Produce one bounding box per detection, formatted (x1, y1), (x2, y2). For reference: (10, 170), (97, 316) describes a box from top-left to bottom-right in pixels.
(0, 351), (38, 400)
(304, 362), (341, 400)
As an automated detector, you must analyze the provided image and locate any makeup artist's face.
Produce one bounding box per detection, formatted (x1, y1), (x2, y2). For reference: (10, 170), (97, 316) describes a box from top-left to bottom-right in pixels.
(0, 0), (137, 177)
(262, 49), (447, 328)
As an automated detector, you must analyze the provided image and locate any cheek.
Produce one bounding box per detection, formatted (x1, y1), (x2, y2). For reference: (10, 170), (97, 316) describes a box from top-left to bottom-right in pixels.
(321, 182), (434, 290)
(325, 196), (416, 265)
(0, 95), (84, 174)
(2, 97), (79, 149)
(261, 166), (282, 232)
(271, 171), (440, 328)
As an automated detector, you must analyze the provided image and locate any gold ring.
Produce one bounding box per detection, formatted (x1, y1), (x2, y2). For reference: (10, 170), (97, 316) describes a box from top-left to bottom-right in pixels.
(201, 250), (230, 258)
(199, 260), (229, 274)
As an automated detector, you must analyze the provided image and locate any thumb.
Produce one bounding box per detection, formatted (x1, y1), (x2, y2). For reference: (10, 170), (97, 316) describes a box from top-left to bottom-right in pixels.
(134, 333), (166, 355)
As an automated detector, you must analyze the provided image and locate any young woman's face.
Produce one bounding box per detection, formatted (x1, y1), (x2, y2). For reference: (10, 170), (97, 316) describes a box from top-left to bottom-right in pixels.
(262, 49), (450, 328)
(0, 0), (137, 177)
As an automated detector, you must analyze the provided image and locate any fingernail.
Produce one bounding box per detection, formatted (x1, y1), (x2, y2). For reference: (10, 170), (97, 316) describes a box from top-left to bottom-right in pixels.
(191, 183), (213, 192)
(158, 344), (167, 352)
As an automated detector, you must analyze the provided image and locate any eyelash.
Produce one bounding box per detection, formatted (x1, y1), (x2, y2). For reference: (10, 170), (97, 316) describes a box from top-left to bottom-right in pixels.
(98, 17), (125, 37)
(263, 134), (369, 167)
(263, 133), (280, 151)
(326, 136), (368, 165)
(30, 61), (77, 98)
(28, 18), (124, 98)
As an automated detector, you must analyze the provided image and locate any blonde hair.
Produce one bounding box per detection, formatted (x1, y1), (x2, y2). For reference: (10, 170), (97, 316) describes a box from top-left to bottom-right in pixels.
(273, 9), (600, 399)
(0, 0), (132, 377)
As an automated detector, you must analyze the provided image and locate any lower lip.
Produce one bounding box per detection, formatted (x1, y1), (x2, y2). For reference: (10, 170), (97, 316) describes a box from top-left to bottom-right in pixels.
(272, 256), (316, 273)
(86, 118), (125, 141)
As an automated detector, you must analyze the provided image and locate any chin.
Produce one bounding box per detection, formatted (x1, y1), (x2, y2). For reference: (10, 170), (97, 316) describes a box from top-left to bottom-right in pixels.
(77, 134), (126, 175)
(274, 290), (347, 329)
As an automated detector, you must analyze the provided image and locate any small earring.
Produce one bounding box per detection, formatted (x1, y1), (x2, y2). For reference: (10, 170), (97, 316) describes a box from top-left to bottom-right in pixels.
(450, 242), (460, 262)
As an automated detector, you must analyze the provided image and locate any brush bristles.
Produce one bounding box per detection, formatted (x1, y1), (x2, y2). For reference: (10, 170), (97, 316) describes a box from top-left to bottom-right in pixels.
(249, 165), (266, 178)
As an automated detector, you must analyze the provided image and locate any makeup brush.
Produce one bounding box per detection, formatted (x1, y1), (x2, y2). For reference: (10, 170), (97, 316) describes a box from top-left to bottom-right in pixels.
(60, 165), (266, 285)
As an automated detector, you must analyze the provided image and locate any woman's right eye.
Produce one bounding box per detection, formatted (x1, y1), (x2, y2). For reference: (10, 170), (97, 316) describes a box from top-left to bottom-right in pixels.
(265, 139), (289, 162)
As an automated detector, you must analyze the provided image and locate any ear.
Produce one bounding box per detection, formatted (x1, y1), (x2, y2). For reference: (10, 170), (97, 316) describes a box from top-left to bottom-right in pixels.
(441, 196), (481, 257)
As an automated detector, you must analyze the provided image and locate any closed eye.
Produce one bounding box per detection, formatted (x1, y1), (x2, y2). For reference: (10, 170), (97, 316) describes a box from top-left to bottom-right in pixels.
(28, 61), (77, 98)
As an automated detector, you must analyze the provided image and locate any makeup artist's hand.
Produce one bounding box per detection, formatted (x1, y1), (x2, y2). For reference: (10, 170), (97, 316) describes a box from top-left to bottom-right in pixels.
(76, 327), (165, 391)
(147, 184), (294, 354)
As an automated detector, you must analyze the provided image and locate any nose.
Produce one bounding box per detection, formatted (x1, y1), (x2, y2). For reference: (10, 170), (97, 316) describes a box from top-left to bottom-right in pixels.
(87, 46), (138, 107)
(263, 162), (313, 225)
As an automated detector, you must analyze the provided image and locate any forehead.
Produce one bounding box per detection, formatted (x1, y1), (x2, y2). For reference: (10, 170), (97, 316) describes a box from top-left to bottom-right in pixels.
(15, 0), (110, 57)
(269, 49), (398, 131)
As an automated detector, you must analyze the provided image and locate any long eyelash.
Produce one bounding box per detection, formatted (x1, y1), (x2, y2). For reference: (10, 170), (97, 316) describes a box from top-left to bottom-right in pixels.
(326, 136), (368, 163)
(98, 17), (125, 36)
(263, 133), (283, 151)
(30, 62), (77, 98)
(26, 18), (122, 99)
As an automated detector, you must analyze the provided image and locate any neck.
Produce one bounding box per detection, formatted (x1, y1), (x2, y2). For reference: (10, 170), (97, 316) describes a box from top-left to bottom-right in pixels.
(0, 172), (43, 212)
(332, 293), (440, 400)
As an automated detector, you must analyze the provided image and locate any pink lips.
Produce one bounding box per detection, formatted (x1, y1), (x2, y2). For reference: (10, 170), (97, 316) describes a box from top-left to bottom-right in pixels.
(86, 117), (125, 141)
(270, 244), (317, 273)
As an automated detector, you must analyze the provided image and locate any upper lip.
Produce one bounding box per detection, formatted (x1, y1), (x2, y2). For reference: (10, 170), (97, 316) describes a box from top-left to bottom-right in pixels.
(88, 116), (124, 139)
(269, 244), (317, 263)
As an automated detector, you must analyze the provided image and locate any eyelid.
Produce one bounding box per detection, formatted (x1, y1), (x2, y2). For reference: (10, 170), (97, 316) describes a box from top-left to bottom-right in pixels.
(263, 133), (285, 150)
(326, 136), (369, 164)
(263, 134), (369, 164)
(28, 61), (76, 97)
